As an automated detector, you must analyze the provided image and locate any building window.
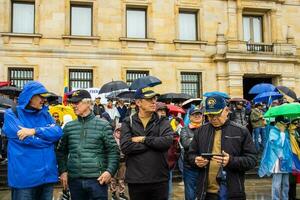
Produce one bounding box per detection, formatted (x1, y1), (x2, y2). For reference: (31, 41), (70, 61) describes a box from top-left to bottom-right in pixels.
(12, 2), (35, 33)
(243, 16), (263, 43)
(126, 70), (149, 86)
(179, 11), (197, 40)
(69, 69), (93, 90)
(181, 72), (201, 98)
(71, 4), (92, 36)
(8, 68), (34, 89)
(126, 8), (147, 38)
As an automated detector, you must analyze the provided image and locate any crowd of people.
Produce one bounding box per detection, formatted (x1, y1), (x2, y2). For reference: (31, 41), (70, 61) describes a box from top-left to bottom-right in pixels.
(0, 80), (300, 200)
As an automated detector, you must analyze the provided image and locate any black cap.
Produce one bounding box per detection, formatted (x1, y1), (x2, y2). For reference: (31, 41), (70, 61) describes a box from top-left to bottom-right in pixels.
(275, 116), (289, 125)
(68, 90), (91, 103)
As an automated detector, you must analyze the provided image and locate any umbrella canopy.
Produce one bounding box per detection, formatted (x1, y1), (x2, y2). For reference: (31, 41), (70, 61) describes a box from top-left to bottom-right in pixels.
(253, 91), (283, 104)
(276, 86), (297, 100)
(158, 93), (192, 102)
(129, 76), (161, 90)
(49, 105), (77, 123)
(203, 91), (230, 99)
(167, 104), (186, 114)
(0, 96), (16, 108)
(264, 103), (300, 118)
(249, 83), (275, 94)
(99, 81), (129, 94)
(0, 86), (22, 96)
(182, 98), (202, 109)
(117, 91), (135, 101)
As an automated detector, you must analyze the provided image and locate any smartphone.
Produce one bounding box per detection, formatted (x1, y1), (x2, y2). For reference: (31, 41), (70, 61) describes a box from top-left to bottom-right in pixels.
(200, 153), (224, 160)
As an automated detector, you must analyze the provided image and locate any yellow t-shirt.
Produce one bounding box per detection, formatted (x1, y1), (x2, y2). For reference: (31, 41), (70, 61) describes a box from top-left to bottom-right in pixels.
(207, 129), (222, 194)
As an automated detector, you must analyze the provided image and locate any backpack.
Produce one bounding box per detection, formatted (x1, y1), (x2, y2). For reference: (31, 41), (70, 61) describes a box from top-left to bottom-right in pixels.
(129, 115), (181, 169)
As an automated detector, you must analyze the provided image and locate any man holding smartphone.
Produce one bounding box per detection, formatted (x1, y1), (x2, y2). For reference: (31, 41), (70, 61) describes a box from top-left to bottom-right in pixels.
(188, 95), (257, 200)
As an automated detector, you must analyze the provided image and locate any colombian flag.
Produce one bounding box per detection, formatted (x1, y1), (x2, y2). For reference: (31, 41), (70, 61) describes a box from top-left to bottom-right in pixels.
(63, 74), (68, 105)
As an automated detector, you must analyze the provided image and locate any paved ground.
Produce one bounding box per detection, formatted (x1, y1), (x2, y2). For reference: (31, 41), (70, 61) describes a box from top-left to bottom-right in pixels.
(1, 178), (299, 200)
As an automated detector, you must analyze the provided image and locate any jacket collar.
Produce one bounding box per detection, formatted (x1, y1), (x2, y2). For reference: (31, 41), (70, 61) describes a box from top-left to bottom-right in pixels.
(77, 112), (95, 122)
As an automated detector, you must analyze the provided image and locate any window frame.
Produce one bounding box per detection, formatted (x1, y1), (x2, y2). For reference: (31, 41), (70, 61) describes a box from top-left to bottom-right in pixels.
(8, 67), (34, 89)
(178, 10), (198, 41)
(243, 15), (264, 43)
(70, 3), (93, 36)
(180, 72), (202, 98)
(11, 1), (35, 34)
(126, 70), (149, 86)
(69, 69), (93, 90)
(126, 7), (147, 39)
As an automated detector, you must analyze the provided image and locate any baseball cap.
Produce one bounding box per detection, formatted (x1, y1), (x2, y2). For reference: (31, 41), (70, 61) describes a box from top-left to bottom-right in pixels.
(134, 87), (159, 99)
(204, 95), (226, 115)
(189, 107), (203, 115)
(275, 116), (290, 125)
(68, 90), (91, 103)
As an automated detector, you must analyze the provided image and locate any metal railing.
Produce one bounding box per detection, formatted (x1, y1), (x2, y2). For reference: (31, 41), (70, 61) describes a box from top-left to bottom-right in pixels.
(246, 43), (273, 52)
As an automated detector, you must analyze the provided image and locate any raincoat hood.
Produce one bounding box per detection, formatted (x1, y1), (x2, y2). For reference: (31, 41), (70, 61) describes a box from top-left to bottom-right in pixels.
(18, 81), (48, 109)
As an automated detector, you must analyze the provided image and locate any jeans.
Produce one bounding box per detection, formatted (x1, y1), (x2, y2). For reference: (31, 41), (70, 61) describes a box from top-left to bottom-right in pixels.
(168, 170), (173, 200)
(69, 178), (108, 200)
(183, 166), (199, 200)
(253, 127), (266, 152)
(272, 173), (289, 200)
(11, 183), (53, 200)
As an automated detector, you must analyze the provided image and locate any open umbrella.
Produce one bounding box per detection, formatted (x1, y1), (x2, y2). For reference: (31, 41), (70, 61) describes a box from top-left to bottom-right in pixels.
(0, 96), (16, 108)
(203, 91), (230, 99)
(129, 76), (161, 90)
(0, 86), (22, 96)
(182, 98), (202, 109)
(167, 104), (185, 114)
(276, 86), (297, 100)
(117, 91), (135, 101)
(158, 93), (192, 102)
(264, 103), (300, 118)
(99, 81), (129, 94)
(253, 91), (283, 104)
(249, 83), (275, 94)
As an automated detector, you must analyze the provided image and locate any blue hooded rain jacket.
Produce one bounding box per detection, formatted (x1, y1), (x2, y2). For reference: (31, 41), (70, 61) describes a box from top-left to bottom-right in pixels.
(2, 81), (63, 188)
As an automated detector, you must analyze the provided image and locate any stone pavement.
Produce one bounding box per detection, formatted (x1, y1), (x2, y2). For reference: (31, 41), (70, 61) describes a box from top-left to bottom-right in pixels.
(1, 178), (299, 200)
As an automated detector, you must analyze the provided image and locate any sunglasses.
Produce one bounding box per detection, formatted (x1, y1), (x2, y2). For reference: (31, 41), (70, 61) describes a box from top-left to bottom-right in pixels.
(53, 116), (59, 118)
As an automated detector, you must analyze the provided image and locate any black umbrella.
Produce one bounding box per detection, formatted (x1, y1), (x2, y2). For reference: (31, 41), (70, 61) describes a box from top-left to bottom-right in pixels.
(129, 76), (161, 90)
(158, 93), (192, 102)
(117, 91), (135, 100)
(0, 86), (22, 96)
(0, 96), (16, 108)
(99, 81), (129, 94)
(276, 86), (297, 100)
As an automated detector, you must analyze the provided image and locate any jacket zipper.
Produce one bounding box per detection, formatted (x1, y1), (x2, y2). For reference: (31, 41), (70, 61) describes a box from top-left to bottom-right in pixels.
(80, 118), (86, 175)
(200, 128), (214, 200)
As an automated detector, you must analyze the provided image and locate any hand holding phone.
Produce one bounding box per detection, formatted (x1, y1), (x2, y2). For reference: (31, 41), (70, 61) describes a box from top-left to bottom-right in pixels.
(200, 153), (224, 160)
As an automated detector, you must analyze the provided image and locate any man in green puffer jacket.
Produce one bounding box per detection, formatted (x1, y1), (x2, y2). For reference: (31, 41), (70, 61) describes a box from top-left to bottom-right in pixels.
(57, 90), (119, 200)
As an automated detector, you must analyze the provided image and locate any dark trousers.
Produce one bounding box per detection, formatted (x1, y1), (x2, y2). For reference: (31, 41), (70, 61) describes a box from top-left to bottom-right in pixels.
(128, 182), (168, 200)
(204, 193), (219, 200)
(69, 178), (108, 200)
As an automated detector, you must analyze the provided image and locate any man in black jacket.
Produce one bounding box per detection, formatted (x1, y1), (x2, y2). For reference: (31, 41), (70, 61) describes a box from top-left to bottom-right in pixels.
(188, 95), (257, 200)
(120, 87), (173, 200)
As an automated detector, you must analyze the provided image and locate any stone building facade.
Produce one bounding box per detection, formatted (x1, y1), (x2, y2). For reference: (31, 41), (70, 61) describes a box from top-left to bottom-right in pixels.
(0, 0), (299, 99)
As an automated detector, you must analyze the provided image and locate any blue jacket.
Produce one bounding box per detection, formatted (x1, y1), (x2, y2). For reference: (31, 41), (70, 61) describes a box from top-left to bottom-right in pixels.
(2, 81), (63, 188)
(258, 125), (293, 177)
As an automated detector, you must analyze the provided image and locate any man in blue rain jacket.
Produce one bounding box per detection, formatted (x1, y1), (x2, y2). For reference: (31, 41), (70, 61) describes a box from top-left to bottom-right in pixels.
(2, 81), (63, 200)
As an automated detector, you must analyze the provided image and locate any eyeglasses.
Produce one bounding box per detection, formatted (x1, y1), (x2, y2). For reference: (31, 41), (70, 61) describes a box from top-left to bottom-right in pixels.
(207, 112), (222, 119)
(53, 116), (59, 118)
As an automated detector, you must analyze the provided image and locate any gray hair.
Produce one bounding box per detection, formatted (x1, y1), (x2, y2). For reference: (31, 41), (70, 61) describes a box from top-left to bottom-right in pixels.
(81, 98), (94, 110)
